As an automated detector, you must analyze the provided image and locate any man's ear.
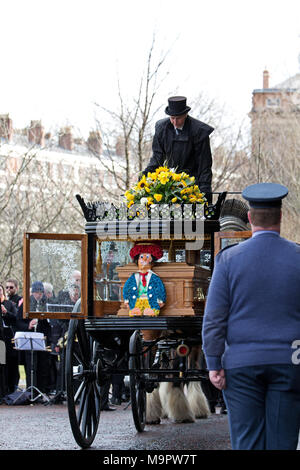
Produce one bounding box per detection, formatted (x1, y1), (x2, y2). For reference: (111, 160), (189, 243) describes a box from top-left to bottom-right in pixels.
(247, 210), (252, 225)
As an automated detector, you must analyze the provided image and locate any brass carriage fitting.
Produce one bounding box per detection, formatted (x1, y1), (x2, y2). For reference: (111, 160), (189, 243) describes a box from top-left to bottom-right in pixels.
(195, 287), (205, 300)
(176, 343), (190, 357)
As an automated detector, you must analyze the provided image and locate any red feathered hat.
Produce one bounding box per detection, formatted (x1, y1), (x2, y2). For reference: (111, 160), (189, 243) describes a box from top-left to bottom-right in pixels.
(129, 242), (163, 260)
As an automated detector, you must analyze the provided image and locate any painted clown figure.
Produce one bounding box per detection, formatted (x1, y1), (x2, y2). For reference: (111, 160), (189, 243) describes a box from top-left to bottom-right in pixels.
(123, 243), (166, 317)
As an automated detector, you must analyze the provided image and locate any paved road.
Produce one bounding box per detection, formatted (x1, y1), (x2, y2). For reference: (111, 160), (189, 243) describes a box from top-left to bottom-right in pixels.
(0, 401), (231, 451)
(1, 400), (298, 463)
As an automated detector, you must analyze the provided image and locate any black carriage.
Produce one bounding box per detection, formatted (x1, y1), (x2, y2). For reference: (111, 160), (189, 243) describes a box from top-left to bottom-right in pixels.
(23, 192), (250, 448)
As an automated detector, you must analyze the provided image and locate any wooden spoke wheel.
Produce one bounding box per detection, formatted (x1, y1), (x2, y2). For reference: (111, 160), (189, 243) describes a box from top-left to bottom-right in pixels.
(129, 330), (146, 432)
(66, 319), (101, 448)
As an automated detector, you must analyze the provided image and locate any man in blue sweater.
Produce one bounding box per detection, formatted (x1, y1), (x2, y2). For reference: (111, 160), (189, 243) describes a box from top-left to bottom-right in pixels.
(202, 182), (300, 450)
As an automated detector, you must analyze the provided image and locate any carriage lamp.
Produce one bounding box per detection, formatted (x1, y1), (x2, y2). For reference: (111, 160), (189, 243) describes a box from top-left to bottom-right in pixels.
(176, 343), (190, 357)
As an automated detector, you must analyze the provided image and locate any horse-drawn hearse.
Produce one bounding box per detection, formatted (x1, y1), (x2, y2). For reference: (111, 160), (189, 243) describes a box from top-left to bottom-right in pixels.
(23, 172), (251, 448)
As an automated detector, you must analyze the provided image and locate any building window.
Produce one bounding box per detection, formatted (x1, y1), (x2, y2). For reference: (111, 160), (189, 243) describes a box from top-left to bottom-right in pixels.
(266, 97), (280, 107)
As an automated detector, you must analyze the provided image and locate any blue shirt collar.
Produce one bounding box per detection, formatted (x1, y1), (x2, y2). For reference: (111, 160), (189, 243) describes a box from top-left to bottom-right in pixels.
(252, 230), (280, 238)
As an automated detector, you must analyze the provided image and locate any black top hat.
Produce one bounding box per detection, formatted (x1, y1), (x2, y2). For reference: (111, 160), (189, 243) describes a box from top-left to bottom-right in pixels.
(242, 183), (288, 208)
(165, 96), (191, 116)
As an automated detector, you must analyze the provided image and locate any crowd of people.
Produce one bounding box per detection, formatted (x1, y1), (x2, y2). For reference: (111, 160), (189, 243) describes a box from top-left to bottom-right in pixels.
(0, 272), (81, 403)
(0, 270), (129, 409)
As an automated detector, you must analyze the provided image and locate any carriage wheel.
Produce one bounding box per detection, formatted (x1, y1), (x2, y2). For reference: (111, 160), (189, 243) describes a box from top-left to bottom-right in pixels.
(66, 319), (101, 448)
(129, 330), (146, 432)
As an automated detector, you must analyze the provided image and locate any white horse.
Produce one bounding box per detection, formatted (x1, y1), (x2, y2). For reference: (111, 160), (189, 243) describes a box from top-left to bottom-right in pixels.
(146, 381), (210, 424)
(144, 338), (210, 424)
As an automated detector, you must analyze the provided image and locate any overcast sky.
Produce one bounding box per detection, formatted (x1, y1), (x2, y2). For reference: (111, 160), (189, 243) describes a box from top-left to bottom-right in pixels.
(1, 0), (300, 137)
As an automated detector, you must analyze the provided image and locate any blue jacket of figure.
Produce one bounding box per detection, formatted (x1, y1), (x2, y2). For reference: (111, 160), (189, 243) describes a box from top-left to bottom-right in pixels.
(123, 271), (166, 310)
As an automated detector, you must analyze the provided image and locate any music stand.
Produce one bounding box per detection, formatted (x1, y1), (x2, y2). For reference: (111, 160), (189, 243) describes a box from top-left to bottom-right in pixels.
(13, 332), (50, 404)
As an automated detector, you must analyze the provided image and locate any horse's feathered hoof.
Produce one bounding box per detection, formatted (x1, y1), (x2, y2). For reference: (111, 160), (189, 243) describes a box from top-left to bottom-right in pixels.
(146, 418), (161, 425)
(174, 418), (195, 424)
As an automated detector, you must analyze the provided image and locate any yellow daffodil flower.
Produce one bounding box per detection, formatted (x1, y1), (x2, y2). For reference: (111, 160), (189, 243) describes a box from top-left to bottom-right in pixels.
(172, 173), (182, 182)
(158, 172), (169, 184)
(155, 166), (166, 174)
(149, 172), (157, 181)
(125, 191), (135, 201)
(154, 193), (163, 202)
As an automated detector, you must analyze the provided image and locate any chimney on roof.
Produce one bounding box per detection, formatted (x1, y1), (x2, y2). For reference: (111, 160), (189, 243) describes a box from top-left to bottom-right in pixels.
(263, 69), (269, 89)
(59, 126), (74, 151)
(28, 120), (45, 146)
(0, 114), (13, 141)
(87, 130), (102, 155)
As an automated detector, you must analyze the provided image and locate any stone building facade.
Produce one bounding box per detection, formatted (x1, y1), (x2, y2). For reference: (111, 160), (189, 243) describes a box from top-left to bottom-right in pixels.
(248, 68), (300, 241)
(249, 68), (300, 157)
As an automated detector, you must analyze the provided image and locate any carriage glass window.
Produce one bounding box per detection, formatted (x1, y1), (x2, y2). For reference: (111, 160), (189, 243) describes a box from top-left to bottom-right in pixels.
(214, 231), (252, 256)
(158, 241), (186, 263)
(221, 237), (247, 249)
(94, 240), (133, 301)
(155, 249), (185, 263)
(199, 250), (211, 268)
(24, 233), (87, 318)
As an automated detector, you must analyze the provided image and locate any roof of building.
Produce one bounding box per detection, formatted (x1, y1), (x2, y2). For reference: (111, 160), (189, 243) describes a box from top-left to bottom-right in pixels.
(253, 72), (300, 94)
(0, 134), (122, 170)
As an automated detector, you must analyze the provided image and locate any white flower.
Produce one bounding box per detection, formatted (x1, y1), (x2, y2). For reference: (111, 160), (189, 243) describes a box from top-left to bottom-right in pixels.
(140, 197), (148, 206)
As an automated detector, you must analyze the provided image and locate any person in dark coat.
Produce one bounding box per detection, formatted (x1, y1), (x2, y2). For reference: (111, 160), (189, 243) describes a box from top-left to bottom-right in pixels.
(55, 284), (80, 311)
(49, 280), (79, 400)
(5, 278), (24, 390)
(143, 96), (214, 201)
(202, 183), (300, 450)
(25, 281), (53, 396)
(0, 283), (18, 395)
(0, 326), (5, 401)
(55, 270), (81, 308)
(5, 279), (22, 309)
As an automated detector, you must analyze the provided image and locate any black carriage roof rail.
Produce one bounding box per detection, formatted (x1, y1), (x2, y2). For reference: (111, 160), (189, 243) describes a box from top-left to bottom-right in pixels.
(76, 194), (90, 220)
(75, 191), (242, 223)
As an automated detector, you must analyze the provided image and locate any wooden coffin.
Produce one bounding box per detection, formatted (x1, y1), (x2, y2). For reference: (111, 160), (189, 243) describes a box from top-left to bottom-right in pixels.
(116, 262), (210, 317)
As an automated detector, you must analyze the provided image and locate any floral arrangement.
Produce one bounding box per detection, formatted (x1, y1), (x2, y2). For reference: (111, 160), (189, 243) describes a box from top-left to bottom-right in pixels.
(124, 166), (207, 209)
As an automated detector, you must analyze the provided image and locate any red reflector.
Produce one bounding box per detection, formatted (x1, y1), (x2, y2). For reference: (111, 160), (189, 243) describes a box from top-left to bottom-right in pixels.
(177, 344), (189, 356)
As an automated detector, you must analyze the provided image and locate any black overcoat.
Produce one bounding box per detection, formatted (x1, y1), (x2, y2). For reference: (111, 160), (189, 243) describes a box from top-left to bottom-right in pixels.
(144, 115), (214, 195)
(0, 299), (17, 357)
